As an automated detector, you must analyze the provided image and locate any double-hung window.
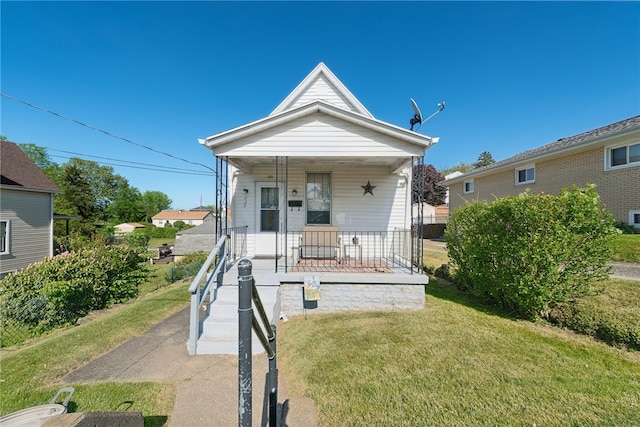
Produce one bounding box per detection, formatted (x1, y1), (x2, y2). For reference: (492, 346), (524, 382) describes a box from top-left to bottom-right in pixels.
(607, 142), (640, 169)
(0, 220), (9, 255)
(516, 166), (535, 185)
(306, 172), (331, 225)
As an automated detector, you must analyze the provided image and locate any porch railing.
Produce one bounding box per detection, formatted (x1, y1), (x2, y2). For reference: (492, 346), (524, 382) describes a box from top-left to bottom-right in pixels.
(187, 226), (248, 356)
(284, 229), (422, 273)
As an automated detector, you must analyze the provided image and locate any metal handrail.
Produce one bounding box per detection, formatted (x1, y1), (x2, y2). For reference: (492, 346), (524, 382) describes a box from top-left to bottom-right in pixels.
(187, 236), (226, 356)
(238, 259), (279, 427)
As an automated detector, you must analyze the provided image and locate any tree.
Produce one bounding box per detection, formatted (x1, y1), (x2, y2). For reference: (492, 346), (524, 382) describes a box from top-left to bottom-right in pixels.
(18, 143), (61, 183)
(107, 185), (143, 223)
(473, 151), (495, 169)
(439, 162), (474, 176)
(141, 191), (172, 222)
(412, 164), (447, 206)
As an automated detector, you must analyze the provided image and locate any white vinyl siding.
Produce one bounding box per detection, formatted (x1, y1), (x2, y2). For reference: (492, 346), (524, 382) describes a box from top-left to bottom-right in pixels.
(214, 113), (425, 159)
(286, 76), (355, 112)
(0, 189), (54, 275)
(232, 164), (409, 257)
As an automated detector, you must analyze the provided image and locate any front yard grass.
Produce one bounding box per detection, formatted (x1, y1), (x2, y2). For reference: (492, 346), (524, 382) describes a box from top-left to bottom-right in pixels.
(611, 233), (640, 262)
(0, 281), (190, 425)
(278, 278), (640, 426)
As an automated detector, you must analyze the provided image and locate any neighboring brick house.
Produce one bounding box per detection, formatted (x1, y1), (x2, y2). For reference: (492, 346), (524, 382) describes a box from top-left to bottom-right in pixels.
(444, 115), (640, 230)
(0, 141), (60, 277)
(151, 210), (213, 227)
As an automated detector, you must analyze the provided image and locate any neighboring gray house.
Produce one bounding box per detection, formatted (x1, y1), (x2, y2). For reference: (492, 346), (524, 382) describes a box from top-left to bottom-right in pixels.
(172, 222), (217, 261)
(0, 141), (60, 278)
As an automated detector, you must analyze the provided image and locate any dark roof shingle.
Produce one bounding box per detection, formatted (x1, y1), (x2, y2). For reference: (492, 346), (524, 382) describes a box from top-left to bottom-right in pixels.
(0, 141), (59, 193)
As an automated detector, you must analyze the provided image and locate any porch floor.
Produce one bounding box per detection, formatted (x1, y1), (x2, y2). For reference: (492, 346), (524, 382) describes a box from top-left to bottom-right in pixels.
(288, 258), (392, 273)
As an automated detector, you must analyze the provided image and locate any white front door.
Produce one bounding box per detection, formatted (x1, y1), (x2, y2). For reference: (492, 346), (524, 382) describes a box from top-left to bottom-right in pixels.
(254, 182), (285, 257)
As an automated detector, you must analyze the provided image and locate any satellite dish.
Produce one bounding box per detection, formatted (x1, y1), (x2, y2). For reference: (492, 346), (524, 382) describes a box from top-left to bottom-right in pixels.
(410, 98), (422, 131)
(409, 99), (446, 131)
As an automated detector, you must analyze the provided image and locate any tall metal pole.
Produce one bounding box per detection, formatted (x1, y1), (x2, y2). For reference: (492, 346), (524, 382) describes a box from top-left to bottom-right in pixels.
(238, 259), (253, 427)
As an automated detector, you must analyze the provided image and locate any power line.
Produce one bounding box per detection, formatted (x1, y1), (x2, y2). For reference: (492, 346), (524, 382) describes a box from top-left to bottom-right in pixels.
(47, 148), (215, 175)
(49, 155), (215, 176)
(1, 92), (218, 175)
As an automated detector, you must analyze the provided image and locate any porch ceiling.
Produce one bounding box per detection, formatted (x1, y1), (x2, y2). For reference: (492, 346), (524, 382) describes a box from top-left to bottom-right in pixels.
(226, 155), (413, 174)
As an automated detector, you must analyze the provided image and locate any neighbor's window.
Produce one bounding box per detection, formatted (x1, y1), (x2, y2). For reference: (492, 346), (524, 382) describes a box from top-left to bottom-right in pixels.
(630, 210), (640, 228)
(516, 166), (535, 185)
(306, 172), (331, 225)
(0, 221), (9, 255)
(608, 143), (640, 169)
(463, 180), (474, 194)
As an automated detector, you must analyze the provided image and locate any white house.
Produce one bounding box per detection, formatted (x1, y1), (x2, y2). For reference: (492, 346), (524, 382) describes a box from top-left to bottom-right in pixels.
(200, 63), (439, 276)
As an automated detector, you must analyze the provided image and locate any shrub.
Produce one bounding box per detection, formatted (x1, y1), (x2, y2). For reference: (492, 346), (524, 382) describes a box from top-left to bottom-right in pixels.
(445, 185), (618, 319)
(0, 244), (148, 331)
(614, 221), (634, 234)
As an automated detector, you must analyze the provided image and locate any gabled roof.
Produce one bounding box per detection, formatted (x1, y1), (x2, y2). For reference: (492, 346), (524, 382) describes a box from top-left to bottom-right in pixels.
(152, 210), (212, 220)
(270, 62), (372, 117)
(0, 140), (59, 193)
(202, 99), (435, 150)
(445, 115), (640, 184)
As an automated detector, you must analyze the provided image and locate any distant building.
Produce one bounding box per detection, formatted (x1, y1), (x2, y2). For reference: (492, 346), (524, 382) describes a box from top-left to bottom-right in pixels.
(444, 115), (640, 230)
(114, 222), (146, 235)
(151, 210), (213, 227)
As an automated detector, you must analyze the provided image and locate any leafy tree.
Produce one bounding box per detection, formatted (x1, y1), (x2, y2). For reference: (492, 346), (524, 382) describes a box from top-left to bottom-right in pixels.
(141, 191), (172, 222)
(58, 163), (96, 219)
(412, 164), (447, 206)
(18, 143), (59, 174)
(439, 162), (474, 176)
(107, 185), (143, 223)
(473, 151), (495, 169)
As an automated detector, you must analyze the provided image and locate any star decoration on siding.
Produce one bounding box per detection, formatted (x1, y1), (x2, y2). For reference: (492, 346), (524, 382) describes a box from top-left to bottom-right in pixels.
(361, 180), (376, 196)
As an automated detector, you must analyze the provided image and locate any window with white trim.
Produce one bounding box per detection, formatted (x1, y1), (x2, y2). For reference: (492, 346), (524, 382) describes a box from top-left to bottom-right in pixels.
(0, 220), (9, 255)
(516, 166), (535, 185)
(630, 210), (640, 229)
(463, 180), (474, 194)
(607, 142), (640, 169)
(306, 172), (331, 225)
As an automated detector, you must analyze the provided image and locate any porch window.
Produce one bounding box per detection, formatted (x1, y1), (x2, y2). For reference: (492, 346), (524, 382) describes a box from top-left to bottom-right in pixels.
(0, 220), (9, 255)
(516, 166), (535, 185)
(306, 172), (331, 225)
(260, 188), (279, 232)
(607, 142), (640, 169)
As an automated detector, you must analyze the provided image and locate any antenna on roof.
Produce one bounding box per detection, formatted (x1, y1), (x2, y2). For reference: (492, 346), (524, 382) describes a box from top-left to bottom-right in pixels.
(409, 99), (446, 131)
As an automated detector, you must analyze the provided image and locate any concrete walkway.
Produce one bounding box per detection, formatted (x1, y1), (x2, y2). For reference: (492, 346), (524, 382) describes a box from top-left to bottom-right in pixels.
(63, 301), (316, 426)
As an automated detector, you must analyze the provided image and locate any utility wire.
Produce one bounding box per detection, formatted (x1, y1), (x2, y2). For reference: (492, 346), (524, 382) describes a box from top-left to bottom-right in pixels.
(1, 92), (218, 175)
(47, 148), (215, 175)
(49, 155), (215, 176)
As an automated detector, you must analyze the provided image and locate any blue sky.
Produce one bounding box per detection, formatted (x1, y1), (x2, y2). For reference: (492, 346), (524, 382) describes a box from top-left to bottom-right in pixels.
(2, 1), (638, 210)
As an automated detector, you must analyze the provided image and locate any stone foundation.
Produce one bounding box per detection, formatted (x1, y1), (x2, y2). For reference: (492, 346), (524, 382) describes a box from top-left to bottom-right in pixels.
(278, 283), (425, 317)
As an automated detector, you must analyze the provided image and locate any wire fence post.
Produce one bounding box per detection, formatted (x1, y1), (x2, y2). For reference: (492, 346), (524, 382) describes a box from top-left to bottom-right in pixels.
(238, 259), (253, 427)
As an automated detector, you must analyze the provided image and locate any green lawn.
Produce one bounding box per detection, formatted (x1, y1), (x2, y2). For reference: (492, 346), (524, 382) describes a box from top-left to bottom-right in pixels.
(612, 233), (640, 262)
(0, 282), (190, 426)
(278, 279), (640, 426)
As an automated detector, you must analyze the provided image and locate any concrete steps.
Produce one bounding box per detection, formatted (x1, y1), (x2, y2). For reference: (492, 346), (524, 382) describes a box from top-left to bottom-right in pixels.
(195, 285), (279, 355)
